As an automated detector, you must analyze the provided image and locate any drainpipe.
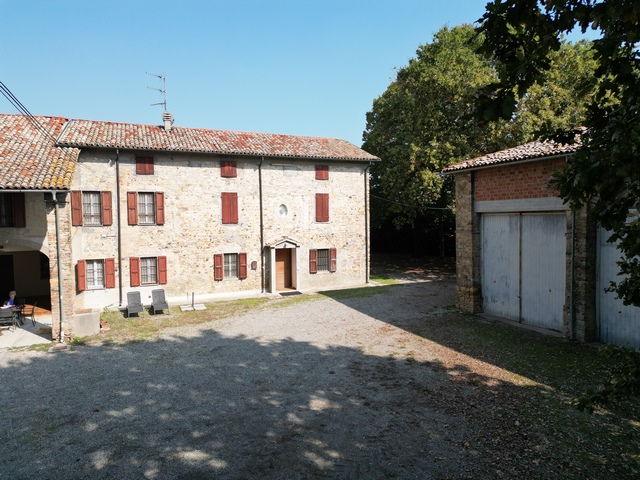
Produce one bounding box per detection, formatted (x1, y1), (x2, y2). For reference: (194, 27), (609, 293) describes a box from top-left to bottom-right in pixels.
(115, 149), (123, 306)
(52, 192), (65, 342)
(570, 209), (576, 340)
(259, 156), (265, 293)
(364, 163), (371, 284)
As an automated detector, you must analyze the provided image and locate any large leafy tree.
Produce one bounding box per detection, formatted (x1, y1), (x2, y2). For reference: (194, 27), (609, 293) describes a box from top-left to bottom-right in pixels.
(363, 24), (597, 256)
(476, 0), (640, 306)
(363, 25), (512, 235)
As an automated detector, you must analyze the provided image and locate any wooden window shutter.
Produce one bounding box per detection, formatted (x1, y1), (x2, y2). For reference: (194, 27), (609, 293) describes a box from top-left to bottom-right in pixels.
(127, 192), (138, 225)
(71, 190), (83, 226)
(13, 193), (26, 228)
(158, 256), (168, 284)
(130, 257), (141, 287)
(77, 260), (87, 292)
(316, 194), (329, 222)
(105, 258), (116, 288)
(214, 254), (223, 281)
(315, 165), (329, 180)
(309, 249), (317, 274)
(239, 252), (247, 280)
(222, 192), (238, 224)
(221, 160), (237, 178)
(155, 192), (165, 225)
(136, 156), (154, 175)
(330, 248), (337, 272)
(101, 191), (113, 226)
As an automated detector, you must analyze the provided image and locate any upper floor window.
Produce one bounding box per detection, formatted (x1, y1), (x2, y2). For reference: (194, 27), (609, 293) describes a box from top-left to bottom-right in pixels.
(0, 193), (25, 227)
(221, 160), (237, 178)
(315, 193), (329, 222)
(127, 192), (165, 226)
(315, 165), (329, 180)
(136, 156), (154, 175)
(71, 191), (112, 227)
(221, 192), (238, 224)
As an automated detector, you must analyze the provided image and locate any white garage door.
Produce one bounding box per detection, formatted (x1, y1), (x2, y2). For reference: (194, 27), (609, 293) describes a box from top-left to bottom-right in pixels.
(482, 213), (566, 331)
(598, 227), (640, 349)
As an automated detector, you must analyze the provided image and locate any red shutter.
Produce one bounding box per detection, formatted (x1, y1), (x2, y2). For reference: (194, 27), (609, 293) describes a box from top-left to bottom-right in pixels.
(158, 256), (167, 284)
(155, 192), (165, 225)
(214, 254), (223, 281)
(316, 194), (329, 222)
(316, 165), (329, 180)
(221, 161), (237, 178)
(77, 260), (87, 292)
(127, 192), (138, 225)
(71, 190), (83, 226)
(102, 191), (113, 226)
(222, 192), (238, 224)
(13, 193), (25, 228)
(105, 258), (116, 288)
(130, 257), (140, 287)
(309, 249), (317, 274)
(239, 252), (247, 280)
(136, 157), (154, 175)
(330, 248), (337, 272)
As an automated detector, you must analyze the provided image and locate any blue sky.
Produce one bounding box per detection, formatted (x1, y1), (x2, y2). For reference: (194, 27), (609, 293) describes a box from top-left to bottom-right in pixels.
(2, 0), (595, 147)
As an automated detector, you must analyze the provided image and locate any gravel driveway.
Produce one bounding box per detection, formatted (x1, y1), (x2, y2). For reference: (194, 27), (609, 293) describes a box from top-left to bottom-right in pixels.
(0, 260), (579, 479)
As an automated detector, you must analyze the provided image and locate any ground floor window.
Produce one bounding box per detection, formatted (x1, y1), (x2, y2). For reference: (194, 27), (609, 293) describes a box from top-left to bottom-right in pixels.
(317, 249), (330, 272)
(214, 253), (248, 281)
(224, 253), (238, 279)
(309, 248), (337, 274)
(86, 259), (105, 289)
(141, 257), (158, 284)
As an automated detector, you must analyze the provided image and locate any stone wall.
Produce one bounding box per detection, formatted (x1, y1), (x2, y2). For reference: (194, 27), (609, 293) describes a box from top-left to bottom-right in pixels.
(454, 172), (482, 312)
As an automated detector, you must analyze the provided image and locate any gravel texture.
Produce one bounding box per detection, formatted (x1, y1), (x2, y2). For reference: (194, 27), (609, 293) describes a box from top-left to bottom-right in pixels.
(2, 258), (623, 479)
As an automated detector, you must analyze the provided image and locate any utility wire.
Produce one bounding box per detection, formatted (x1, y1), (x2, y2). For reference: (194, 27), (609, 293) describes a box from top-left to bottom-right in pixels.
(370, 193), (452, 211)
(0, 81), (57, 144)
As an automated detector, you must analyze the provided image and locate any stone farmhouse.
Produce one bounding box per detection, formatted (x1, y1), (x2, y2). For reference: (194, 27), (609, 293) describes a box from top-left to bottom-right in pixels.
(0, 113), (378, 341)
(444, 137), (640, 349)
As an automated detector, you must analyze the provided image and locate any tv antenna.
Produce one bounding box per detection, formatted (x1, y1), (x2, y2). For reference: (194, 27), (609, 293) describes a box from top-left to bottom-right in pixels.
(146, 72), (167, 111)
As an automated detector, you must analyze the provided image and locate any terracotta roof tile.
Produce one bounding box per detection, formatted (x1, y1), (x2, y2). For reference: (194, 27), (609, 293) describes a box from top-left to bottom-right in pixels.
(0, 114), (78, 190)
(443, 136), (581, 173)
(57, 119), (380, 162)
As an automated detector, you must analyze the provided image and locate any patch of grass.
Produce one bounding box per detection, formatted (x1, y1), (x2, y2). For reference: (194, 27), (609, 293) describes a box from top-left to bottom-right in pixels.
(10, 342), (54, 352)
(70, 337), (87, 346)
(319, 285), (392, 300)
(370, 274), (398, 285)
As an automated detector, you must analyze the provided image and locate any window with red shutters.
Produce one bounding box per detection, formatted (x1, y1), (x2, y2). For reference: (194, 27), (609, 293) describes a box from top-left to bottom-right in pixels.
(136, 156), (154, 175)
(315, 193), (329, 222)
(155, 192), (165, 225)
(221, 160), (237, 178)
(158, 256), (167, 285)
(71, 191), (113, 226)
(315, 165), (329, 180)
(105, 258), (116, 288)
(214, 254), (223, 281)
(127, 192), (138, 225)
(221, 192), (238, 224)
(71, 191), (83, 226)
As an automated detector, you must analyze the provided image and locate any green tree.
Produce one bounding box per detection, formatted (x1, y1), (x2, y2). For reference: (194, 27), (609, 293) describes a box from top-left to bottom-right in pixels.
(363, 25), (512, 234)
(476, 0), (640, 306)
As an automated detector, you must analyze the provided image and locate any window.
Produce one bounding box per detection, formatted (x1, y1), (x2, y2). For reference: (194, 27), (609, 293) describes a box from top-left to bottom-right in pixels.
(221, 192), (238, 224)
(77, 258), (115, 292)
(127, 192), (165, 225)
(214, 253), (247, 281)
(316, 165), (329, 180)
(129, 256), (167, 287)
(0, 192), (25, 227)
(221, 160), (237, 178)
(315, 193), (329, 222)
(136, 156), (154, 175)
(71, 191), (112, 227)
(309, 248), (336, 274)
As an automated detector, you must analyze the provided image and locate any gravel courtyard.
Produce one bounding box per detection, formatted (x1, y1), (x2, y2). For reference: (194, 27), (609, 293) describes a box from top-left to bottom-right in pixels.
(0, 257), (637, 479)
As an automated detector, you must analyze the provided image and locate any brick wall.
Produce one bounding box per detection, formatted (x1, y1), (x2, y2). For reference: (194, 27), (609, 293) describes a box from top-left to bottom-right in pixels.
(474, 157), (566, 201)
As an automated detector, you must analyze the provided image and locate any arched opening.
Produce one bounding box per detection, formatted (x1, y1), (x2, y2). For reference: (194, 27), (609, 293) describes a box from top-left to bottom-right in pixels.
(0, 246), (52, 315)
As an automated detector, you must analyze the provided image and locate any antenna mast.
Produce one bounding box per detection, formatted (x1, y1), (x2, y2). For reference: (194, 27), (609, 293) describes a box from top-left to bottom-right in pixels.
(146, 72), (167, 111)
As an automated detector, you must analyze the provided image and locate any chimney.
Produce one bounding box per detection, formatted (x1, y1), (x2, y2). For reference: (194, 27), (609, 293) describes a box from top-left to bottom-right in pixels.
(163, 111), (174, 132)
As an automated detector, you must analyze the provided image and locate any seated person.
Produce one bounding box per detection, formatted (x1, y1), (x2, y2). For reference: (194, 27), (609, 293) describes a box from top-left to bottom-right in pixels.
(3, 290), (17, 307)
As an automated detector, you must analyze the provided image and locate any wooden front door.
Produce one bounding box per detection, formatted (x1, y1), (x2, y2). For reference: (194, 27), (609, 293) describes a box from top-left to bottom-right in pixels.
(275, 249), (292, 290)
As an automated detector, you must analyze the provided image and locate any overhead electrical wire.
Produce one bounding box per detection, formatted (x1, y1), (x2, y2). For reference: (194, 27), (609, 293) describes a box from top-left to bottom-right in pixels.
(0, 81), (57, 144)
